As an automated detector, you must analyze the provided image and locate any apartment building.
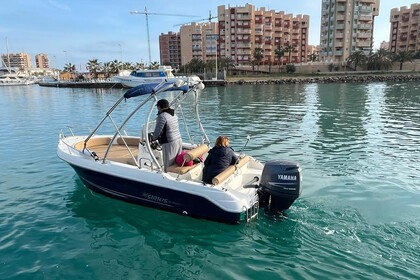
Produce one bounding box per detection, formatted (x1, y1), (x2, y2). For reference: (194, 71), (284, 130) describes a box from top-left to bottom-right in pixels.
(380, 40), (390, 49)
(319, 0), (380, 63)
(177, 21), (219, 66)
(389, 3), (420, 54)
(35, 53), (49, 68)
(217, 4), (309, 65)
(160, 4), (309, 66)
(159, 31), (182, 68)
(1, 52), (32, 69)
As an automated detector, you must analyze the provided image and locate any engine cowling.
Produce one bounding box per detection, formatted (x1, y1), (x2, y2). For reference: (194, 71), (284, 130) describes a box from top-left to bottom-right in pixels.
(259, 160), (302, 213)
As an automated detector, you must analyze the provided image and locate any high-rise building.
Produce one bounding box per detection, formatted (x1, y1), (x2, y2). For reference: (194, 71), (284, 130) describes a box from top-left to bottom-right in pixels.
(160, 4), (310, 66)
(178, 21), (218, 66)
(389, 4), (420, 54)
(319, 0), (380, 62)
(35, 53), (49, 68)
(1, 53), (32, 69)
(218, 4), (309, 65)
(159, 31), (181, 68)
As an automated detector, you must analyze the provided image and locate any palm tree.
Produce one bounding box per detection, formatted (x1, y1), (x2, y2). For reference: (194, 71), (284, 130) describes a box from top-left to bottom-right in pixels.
(109, 59), (122, 74)
(309, 52), (317, 62)
(346, 50), (367, 71)
(63, 63), (75, 73)
(205, 60), (216, 75)
(284, 44), (296, 64)
(102, 62), (112, 78)
(184, 58), (205, 74)
(150, 61), (160, 69)
(134, 62), (145, 70)
(275, 46), (284, 71)
(86, 59), (101, 79)
(253, 47), (264, 72)
(121, 62), (131, 71)
(393, 50), (413, 70)
(219, 57), (235, 75)
(110, 60), (123, 74)
(367, 48), (393, 71)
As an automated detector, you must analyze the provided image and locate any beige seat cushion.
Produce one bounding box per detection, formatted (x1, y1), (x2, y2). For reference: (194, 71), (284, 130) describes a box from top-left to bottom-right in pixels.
(212, 156), (250, 185)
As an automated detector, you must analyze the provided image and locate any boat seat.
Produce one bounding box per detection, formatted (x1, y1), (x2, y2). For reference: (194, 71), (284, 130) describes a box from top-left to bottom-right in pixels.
(166, 144), (209, 175)
(166, 163), (200, 175)
(116, 137), (142, 146)
(212, 156), (250, 185)
(74, 137), (112, 150)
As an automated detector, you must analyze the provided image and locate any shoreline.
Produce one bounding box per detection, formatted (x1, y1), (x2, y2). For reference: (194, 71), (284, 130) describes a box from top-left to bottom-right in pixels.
(225, 72), (420, 85)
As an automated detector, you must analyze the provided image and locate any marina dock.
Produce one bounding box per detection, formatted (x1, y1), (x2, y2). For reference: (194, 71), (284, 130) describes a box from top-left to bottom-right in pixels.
(38, 79), (226, 88)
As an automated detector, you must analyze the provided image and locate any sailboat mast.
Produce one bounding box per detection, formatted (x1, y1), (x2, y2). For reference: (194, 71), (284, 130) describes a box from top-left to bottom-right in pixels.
(5, 37), (11, 73)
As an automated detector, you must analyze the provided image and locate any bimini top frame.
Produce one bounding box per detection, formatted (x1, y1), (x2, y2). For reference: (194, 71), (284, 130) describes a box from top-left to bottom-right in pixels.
(79, 78), (208, 171)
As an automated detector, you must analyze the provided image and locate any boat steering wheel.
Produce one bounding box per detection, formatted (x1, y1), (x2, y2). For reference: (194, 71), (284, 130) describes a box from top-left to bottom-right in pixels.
(148, 132), (162, 151)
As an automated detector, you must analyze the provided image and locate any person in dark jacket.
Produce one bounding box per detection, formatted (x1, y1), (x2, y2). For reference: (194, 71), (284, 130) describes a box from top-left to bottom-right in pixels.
(202, 136), (238, 184)
(152, 99), (182, 171)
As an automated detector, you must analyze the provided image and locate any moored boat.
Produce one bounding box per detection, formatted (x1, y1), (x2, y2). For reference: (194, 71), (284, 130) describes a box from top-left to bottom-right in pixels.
(112, 65), (200, 88)
(57, 79), (302, 224)
(0, 68), (35, 86)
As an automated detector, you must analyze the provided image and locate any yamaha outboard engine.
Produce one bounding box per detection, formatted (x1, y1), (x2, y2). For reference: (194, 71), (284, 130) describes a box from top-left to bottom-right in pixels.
(258, 160), (302, 213)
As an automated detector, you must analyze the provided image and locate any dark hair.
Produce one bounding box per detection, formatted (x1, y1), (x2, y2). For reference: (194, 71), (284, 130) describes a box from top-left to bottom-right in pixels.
(156, 99), (170, 109)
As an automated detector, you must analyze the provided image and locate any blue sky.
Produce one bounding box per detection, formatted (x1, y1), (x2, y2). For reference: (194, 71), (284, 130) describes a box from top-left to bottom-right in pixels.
(0, 0), (416, 69)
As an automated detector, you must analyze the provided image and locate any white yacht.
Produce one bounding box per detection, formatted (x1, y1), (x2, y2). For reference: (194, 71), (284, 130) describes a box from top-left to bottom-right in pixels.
(113, 66), (200, 88)
(0, 70), (34, 86)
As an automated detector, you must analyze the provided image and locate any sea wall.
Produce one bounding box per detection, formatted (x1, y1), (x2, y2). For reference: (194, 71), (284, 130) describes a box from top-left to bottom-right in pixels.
(226, 74), (420, 85)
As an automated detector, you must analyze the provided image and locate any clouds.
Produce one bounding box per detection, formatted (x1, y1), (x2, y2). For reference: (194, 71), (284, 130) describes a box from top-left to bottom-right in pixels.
(48, 0), (71, 12)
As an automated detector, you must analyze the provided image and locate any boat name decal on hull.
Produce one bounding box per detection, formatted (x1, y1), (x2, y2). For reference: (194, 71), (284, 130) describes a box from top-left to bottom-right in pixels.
(142, 192), (169, 204)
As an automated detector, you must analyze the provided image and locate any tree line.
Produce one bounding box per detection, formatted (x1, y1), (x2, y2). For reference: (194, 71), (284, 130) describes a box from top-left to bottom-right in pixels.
(62, 48), (419, 79)
(346, 49), (419, 71)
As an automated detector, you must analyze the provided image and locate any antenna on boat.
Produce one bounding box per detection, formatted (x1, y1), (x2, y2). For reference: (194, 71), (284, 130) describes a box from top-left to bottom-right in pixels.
(130, 7), (200, 68)
(236, 135), (251, 165)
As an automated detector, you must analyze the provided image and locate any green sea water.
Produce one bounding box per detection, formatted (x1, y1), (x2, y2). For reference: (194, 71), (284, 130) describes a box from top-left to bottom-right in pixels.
(0, 82), (419, 279)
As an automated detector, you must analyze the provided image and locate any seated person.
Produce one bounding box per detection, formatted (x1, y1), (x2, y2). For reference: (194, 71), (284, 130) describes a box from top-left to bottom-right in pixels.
(202, 136), (238, 184)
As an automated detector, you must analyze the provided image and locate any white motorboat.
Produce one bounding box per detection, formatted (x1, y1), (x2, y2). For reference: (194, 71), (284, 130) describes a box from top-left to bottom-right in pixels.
(113, 65), (200, 88)
(57, 79), (302, 224)
(0, 69), (34, 86)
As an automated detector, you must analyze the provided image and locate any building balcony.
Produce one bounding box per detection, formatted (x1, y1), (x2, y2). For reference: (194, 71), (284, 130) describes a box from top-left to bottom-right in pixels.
(357, 32), (371, 39)
(358, 14), (372, 21)
(358, 24), (373, 30)
(336, 32), (344, 38)
(237, 43), (250, 48)
(356, 41), (371, 47)
(337, 5), (346, 12)
(336, 15), (345, 20)
(359, 6), (373, 13)
(236, 14), (251, 20)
